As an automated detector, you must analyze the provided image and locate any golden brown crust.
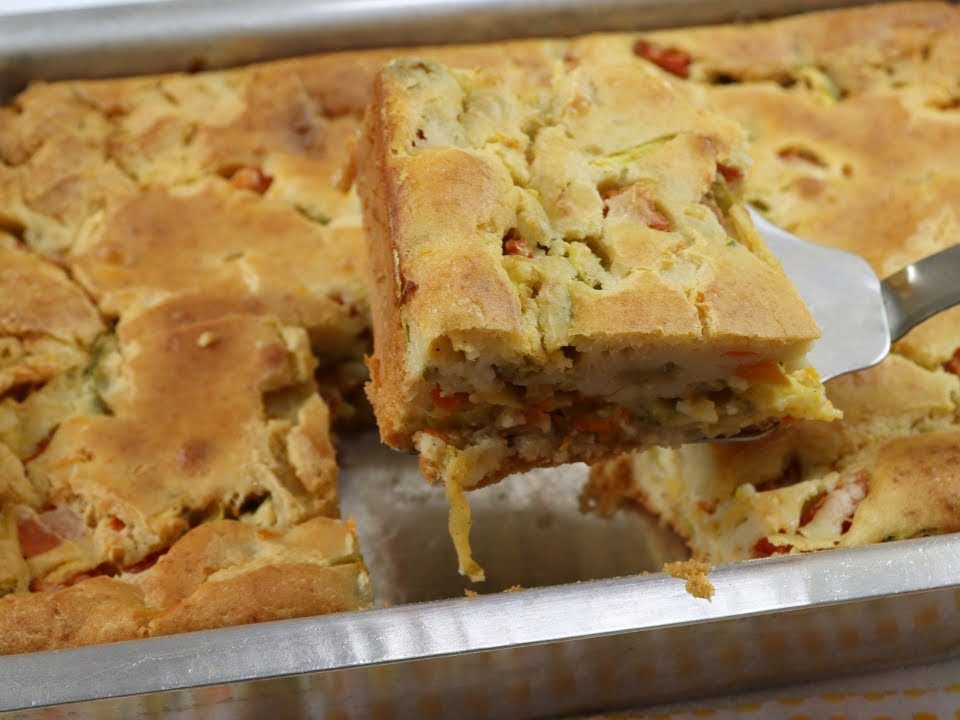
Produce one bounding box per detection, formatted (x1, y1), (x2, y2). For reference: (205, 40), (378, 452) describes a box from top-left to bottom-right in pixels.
(148, 563), (368, 636)
(842, 432), (960, 546)
(23, 296), (339, 586)
(0, 576), (150, 655)
(141, 517), (369, 636)
(70, 182), (369, 359)
(356, 68), (410, 448)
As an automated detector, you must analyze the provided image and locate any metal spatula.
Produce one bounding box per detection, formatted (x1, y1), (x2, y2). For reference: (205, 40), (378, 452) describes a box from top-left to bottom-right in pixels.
(750, 208), (960, 383)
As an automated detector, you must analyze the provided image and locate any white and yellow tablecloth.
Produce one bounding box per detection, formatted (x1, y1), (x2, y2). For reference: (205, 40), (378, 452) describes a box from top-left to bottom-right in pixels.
(590, 658), (960, 720)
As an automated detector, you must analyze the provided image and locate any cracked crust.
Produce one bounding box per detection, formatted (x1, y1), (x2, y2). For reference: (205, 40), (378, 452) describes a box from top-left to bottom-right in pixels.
(70, 180), (370, 360)
(22, 295), (339, 589)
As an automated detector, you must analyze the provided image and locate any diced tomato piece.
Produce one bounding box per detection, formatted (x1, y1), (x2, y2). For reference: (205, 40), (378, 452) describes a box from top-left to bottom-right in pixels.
(633, 40), (692, 79)
(945, 348), (960, 376)
(799, 471), (868, 532)
(229, 167), (273, 194)
(502, 229), (534, 258)
(642, 207), (671, 232)
(717, 163), (743, 183)
(109, 516), (126, 531)
(799, 492), (829, 527)
(17, 517), (62, 558)
(753, 537), (792, 557)
(503, 237), (533, 258)
(431, 385), (468, 412)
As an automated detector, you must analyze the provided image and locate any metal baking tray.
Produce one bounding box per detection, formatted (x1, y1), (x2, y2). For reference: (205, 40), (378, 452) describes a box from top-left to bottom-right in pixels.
(3, 1), (958, 717)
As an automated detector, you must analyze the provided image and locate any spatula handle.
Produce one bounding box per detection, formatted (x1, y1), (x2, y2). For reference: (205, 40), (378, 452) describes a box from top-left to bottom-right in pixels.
(882, 243), (960, 342)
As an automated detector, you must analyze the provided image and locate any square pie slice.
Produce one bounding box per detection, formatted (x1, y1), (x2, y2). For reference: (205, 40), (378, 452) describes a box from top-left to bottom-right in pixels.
(358, 57), (837, 579)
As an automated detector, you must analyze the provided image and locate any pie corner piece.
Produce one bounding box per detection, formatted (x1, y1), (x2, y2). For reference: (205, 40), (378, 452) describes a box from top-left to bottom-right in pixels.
(357, 56), (837, 579)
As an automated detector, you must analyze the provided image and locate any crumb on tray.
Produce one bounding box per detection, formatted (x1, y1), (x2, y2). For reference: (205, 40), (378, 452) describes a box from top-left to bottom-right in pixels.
(663, 559), (714, 600)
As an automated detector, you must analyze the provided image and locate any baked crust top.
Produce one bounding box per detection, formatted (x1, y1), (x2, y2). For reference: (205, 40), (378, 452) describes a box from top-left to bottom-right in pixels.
(369, 57), (819, 381)
(21, 295), (339, 589)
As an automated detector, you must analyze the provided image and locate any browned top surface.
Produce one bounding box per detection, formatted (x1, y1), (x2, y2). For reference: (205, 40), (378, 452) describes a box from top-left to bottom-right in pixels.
(364, 56), (818, 380)
(20, 295), (339, 586)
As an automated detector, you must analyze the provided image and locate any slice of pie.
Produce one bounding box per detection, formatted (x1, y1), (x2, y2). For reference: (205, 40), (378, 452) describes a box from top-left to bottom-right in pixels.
(357, 56), (837, 579)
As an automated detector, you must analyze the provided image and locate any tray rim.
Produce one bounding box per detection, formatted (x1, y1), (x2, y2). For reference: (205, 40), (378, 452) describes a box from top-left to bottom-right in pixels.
(2, 533), (959, 711)
(0, 0), (880, 98)
(0, 0), (951, 713)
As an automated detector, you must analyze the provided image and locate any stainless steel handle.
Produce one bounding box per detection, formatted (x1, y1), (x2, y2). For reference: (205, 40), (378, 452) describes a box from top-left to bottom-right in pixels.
(881, 243), (960, 342)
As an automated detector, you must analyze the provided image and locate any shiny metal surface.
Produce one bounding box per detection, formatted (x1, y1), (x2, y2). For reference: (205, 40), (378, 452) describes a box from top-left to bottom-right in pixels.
(2, 513), (960, 713)
(882, 243), (960, 342)
(754, 209), (960, 382)
(3, 1), (959, 718)
(339, 436), (684, 605)
(750, 208), (891, 383)
(0, 0), (882, 99)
